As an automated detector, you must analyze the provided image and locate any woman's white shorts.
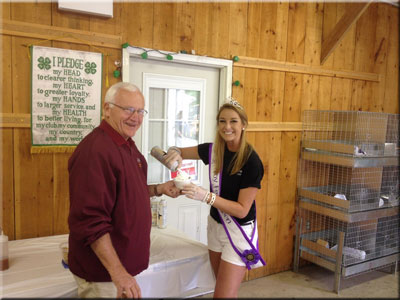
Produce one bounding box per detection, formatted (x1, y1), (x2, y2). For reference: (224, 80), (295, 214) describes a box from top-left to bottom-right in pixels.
(207, 214), (255, 267)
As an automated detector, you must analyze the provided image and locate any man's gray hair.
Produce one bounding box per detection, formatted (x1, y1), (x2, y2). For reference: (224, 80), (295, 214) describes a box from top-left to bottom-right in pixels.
(104, 82), (141, 103)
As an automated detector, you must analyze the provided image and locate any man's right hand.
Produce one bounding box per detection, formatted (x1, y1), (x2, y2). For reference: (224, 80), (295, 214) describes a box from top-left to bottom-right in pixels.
(90, 234), (142, 298)
(111, 270), (141, 298)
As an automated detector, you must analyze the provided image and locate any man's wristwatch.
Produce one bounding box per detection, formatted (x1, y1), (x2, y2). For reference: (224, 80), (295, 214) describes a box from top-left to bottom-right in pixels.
(154, 184), (162, 197)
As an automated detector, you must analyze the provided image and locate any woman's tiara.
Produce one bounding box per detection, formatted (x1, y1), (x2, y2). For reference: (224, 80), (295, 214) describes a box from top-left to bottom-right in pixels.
(224, 97), (243, 110)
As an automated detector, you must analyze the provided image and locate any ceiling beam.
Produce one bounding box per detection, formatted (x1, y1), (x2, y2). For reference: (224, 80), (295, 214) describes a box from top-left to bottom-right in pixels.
(320, 1), (373, 65)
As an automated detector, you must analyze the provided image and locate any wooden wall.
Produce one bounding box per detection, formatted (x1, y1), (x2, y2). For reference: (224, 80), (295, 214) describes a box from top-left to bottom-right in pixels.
(1, 1), (398, 280)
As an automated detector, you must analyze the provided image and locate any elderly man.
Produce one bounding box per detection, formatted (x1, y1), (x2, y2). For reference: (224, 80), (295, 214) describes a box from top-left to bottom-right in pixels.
(68, 82), (180, 298)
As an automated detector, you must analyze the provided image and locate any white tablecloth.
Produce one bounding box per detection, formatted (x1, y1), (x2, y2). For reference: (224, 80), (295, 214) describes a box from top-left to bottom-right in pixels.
(0, 227), (215, 298)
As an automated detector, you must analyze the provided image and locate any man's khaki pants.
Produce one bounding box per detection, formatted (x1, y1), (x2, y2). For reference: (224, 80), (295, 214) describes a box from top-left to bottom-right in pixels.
(73, 274), (117, 298)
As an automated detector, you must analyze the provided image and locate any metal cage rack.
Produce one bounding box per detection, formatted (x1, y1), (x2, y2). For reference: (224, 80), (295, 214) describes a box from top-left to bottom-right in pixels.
(293, 110), (399, 293)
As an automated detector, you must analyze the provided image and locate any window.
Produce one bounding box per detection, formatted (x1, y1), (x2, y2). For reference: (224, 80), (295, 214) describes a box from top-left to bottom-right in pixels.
(144, 74), (206, 185)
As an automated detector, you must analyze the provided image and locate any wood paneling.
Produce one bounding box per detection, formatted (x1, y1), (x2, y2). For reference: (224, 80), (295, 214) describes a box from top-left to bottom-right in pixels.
(234, 56), (380, 81)
(243, 69), (258, 120)
(89, 2), (122, 36)
(301, 74), (319, 111)
(334, 3), (357, 70)
(14, 128), (54, 239)
(1, 35), (12, 113)
(208, 2), (230, 59)
(51, 2), (89, 30)
(317, 76), (332, 110)
(249, 131), (268, 279)
(330, 78), (352, 111)
(0, 113), (30, 128)
(193, 2), (210, 56)
(304, 3), (323, 66)
(12, 35), (52, 239)
(1, 127), (14, 238)
(232, 66), (245, 103)
(256, 70), (269, 121)
(321, 1), (372, 64)
(1, 29), (13, 238)
(172, 2), (195, 54)
(383, 6), (399, 114)
(280, 3), (304, 272)
(287, 2), (306, 64)
(246, 1), (261, 57)
(275, 2), (289, 61)
(283, 73), (302, 122)
(354, 3), (378, 74)
(1, 1), (10, 19)
(153, 2), (174, 52)
(262, 132), (283, 275)
(319, 2), (336, 111)
(53, 152), (70, 235)
(228, 2), (247, 58)
(11, 2), (52, 24)
(122, 2), (153, 48)
(1, 19), (122, 49)
(277, 131), (300, 271)
(1, 2), (398, 281)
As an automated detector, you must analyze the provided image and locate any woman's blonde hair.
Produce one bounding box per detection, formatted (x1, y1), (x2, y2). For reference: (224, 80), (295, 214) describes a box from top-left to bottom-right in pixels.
(212, 100), (254, 176)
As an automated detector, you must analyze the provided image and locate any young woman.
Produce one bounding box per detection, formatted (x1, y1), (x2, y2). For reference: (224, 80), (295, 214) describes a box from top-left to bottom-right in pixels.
(164, 98), (265, 298)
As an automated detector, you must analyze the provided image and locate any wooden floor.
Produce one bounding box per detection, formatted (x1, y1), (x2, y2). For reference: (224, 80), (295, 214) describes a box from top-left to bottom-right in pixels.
(196, 263), (399, 298)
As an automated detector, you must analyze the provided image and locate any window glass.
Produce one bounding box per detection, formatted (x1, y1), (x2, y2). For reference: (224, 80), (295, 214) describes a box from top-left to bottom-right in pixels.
(148, 88), (165, 119)
(147, 87), (201, 184)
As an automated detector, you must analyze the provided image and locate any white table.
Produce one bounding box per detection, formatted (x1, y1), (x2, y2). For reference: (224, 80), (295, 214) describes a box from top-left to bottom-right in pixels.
(1, 227), (215, 298)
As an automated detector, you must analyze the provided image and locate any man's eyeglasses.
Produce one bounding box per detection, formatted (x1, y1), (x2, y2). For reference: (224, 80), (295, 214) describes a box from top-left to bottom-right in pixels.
(109, 102), (148, 116)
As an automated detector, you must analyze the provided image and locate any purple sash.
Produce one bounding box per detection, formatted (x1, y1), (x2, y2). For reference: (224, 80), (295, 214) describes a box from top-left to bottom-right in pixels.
(209, 144), (266, 270)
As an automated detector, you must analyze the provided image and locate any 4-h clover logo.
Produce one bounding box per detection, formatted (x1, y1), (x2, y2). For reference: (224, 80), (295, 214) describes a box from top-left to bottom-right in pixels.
(85, 62), (97, 74)
(37, 57), (51, 70)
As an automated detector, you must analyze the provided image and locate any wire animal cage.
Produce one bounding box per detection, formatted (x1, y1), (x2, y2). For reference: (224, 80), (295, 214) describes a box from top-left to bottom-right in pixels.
(293, 110), (399, 293)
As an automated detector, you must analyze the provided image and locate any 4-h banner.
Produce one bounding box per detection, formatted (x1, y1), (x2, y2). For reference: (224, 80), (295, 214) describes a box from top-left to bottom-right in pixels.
(31, 46), (103, 153)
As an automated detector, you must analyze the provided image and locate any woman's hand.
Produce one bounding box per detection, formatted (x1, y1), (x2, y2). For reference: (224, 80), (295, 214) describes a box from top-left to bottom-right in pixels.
(163, 147), (182, 170)
(182, 183), (208, 202)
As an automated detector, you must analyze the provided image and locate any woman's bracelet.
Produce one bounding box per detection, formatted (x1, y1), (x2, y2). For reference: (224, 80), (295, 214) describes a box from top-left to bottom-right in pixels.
(202, 191), (210, 203)
(208, 193), (216, 206)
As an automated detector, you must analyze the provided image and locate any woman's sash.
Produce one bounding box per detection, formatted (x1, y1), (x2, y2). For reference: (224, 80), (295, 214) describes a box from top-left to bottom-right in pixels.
(208, 144), (266, 270)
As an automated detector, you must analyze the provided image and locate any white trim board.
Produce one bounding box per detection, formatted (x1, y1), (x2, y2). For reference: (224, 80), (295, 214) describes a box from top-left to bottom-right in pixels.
(122, 46), (233, 107)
